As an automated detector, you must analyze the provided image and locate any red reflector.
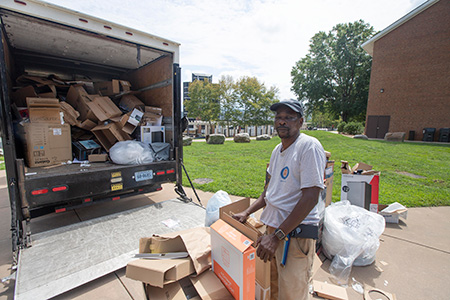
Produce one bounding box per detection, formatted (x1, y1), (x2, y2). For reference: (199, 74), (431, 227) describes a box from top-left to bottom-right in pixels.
(138, 189), (144, 192)
(156, 171), (165, 176)
(78, 18), (88, 23)
(156, 187), (163, 191)
(14, 0), (27, 5)
(52, 186), (67, 192)
(163, 42), (169, 46)
(112, 196), (120, 201)
(55, 208), (66, 213)
(104, 25), (112, 30)
(31, 188), (49, 196)
(125, 31), (133, 36)
(84, 198), (92, 203)
(166, 169), (175, 174)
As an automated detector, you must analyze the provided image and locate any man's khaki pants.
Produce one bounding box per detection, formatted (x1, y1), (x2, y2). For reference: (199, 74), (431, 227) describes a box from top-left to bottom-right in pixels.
(267, 227), (315, 300)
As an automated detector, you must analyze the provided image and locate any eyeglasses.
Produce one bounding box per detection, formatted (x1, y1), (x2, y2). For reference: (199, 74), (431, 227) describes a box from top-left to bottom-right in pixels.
(274, 116), (299, 122)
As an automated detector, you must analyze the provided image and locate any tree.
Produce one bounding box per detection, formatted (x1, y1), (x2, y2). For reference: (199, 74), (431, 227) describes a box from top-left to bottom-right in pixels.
(184, 79), (220, 134)
(235, 76), (279, 129)
(291, 20), (374, 122)
(217, 75), (240, 136)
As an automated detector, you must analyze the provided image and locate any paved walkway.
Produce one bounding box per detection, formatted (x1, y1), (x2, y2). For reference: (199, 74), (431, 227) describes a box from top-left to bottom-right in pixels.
(0, 170), (449, 299)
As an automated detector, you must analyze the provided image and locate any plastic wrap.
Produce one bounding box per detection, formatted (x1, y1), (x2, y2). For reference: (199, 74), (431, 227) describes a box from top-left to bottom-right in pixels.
(109, 141), (154, 165)
(205, 190), (232, 227)
(322, 200), (385, 285)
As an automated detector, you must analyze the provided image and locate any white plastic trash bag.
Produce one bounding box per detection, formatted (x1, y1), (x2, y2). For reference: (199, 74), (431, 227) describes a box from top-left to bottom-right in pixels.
(322, 200), (385, 285)
(205, 190), (232, 227)
(109, 141), (154, 165)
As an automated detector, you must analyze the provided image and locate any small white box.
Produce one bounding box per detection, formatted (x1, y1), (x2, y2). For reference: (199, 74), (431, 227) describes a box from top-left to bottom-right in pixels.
(140, 126), (165, 144)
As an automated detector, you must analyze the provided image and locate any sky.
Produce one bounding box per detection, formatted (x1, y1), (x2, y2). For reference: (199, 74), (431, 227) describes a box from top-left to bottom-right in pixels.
(45, 0), (428, 100)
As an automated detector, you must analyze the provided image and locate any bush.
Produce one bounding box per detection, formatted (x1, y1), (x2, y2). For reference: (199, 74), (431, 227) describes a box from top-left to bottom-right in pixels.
(343, 122), (364, 135)
(337, 121), (346, 133)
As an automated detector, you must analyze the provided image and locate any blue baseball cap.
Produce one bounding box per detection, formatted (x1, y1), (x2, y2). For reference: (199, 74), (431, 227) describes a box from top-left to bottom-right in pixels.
(270, 100), (303, 116)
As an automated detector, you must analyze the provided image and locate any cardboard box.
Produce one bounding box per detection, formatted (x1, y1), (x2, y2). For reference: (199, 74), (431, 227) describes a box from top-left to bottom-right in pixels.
(211, 218), (256, 300)
(119, 94), (144, 112)
(65, 85), (98, 121)
(126, 258), (195, 288)
(87, 96), (122, 122)
(341, 172), (380, 212)
(26, 98), (62, 124)
(117, 109), (144, 134)
(94, 79), (131, 96)
(91, 122), (131, 151)
(145, 106), (163, 115)
(190, 269), (234, 300)
(88, 154), (108, 162)
(142, 112), (163, 126)
(219, 198), (269, 300)
(12, 85), (38, 107)
(378, 203), (408, 224)
(313, 280), (349, 300)
(145, 270), (233, 300)
(18, 123), (71, 167)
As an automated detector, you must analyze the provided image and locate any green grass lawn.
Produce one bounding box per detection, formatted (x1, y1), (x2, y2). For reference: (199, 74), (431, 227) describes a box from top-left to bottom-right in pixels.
(182, 131), (450, 207)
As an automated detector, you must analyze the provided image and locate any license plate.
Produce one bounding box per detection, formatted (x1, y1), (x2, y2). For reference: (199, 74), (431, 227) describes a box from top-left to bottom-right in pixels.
(135, 170), (153, 182)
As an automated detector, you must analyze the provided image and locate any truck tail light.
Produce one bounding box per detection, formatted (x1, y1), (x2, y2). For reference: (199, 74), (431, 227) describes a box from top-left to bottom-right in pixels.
(112, 196), (120, 201)
(166, 169), (175, 174)
(31, 188), (49, 196)
(52, 185), (68, 192)
(156, 171), (165, 176)
(55, 208), (66, 213)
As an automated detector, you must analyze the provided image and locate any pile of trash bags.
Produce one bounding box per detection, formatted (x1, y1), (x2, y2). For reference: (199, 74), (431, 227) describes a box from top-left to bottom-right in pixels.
(322, 200), (385, 285)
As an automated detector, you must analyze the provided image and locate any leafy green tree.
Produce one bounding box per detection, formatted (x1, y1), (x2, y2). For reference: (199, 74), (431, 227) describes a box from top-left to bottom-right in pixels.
(217, 75), (240, 136)
(235, 76), (279, 128)
(184, 79), (220, 134)
(291, 20), (374, 122)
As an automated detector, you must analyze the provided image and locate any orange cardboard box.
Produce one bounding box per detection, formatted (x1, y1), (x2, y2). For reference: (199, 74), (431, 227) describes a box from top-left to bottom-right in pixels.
(210, 219), (255, 300)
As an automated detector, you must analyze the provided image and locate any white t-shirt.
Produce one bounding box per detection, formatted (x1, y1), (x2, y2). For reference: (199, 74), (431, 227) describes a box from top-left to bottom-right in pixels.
(260, 133), (326, 228)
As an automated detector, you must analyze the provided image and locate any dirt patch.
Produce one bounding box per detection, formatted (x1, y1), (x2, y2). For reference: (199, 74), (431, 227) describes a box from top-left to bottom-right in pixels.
(193, 178), (214, 185)
(396, 171), (426, 179)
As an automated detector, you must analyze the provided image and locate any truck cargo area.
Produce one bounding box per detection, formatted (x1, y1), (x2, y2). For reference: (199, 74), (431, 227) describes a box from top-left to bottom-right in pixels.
(0, 1), (184, 229)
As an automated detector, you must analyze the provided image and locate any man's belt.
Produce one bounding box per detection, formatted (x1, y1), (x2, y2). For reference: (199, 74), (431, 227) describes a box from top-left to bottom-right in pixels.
(289, 223), (319, 239)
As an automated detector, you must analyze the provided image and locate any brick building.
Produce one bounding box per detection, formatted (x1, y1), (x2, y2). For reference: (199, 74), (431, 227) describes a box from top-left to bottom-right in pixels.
(362, 0), (450, 141)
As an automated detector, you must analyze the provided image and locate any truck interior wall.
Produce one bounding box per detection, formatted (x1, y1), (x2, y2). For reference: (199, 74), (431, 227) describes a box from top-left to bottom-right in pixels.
(1, 28), (14, 97)
(122, 54), (174, 142)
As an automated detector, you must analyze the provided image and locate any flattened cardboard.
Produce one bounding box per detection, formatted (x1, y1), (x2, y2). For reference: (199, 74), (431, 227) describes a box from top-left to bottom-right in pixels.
(27, 97), (61, 124)
(142, 227), (212, 275)
(18, 123), (71, 167)
(126, 258), (195, 288)
(211, 219), (256, 300)
(313, 280), (349, 300)
(352, 162), (373, 173)
(87, 96), (122, 122)
(60, 101), (80, 125)
(190, 269), (234, 300)
(66, 85), (98, 121)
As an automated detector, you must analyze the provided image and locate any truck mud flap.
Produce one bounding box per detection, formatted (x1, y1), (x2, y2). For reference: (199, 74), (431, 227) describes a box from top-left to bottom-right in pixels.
(14, 199), (205, 300)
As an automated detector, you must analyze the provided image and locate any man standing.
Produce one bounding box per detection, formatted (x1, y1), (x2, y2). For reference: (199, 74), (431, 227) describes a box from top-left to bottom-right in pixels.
(233, 100), (326, 300)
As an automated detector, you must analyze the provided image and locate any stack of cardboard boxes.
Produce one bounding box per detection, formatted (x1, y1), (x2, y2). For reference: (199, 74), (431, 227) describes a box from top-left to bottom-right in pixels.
(12, 75), (164, 168)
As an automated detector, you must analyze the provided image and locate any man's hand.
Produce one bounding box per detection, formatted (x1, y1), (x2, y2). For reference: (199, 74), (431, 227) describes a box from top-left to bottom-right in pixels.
(255, 234), (280, 262)
(232, 211), (249, 223)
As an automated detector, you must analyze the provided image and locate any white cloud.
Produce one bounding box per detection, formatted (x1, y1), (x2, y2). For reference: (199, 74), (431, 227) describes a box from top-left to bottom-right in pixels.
(44, 0), (427, 99)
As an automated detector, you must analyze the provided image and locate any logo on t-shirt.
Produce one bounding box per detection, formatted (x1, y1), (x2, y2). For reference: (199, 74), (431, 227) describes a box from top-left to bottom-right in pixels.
(280, 166), (289, 179)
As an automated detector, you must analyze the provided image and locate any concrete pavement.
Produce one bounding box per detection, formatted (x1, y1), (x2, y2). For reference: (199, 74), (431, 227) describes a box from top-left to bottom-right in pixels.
(0, 169), (449, 299)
